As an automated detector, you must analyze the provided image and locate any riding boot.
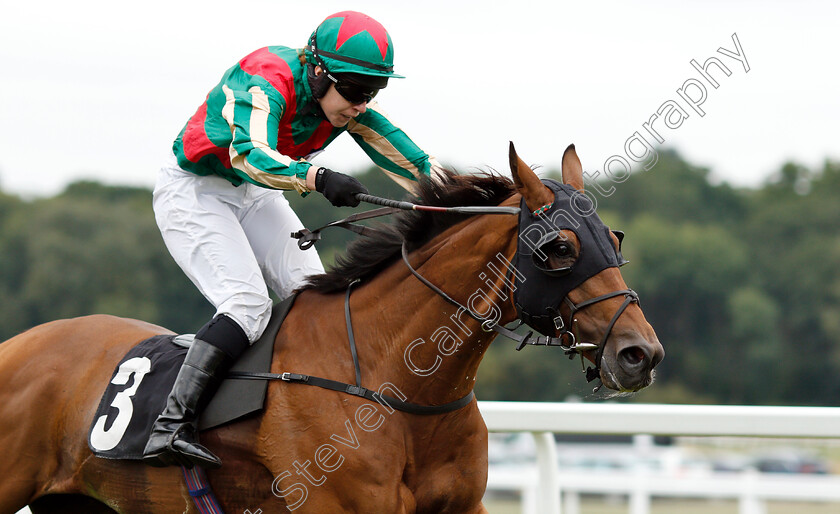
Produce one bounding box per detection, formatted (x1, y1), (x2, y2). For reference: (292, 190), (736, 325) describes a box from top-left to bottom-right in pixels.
(142, 338), (232, 469)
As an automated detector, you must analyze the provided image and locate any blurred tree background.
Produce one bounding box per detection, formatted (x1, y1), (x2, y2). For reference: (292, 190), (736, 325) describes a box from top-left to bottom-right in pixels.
(0, 149), (838, 407)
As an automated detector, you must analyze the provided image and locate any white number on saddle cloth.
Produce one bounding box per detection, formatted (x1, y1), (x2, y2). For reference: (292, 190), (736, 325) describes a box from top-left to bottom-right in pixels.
(90, 356), (152, 452)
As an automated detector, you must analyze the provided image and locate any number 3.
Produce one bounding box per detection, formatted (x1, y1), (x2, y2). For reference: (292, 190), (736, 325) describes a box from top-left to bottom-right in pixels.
(90, 356), (152, 451)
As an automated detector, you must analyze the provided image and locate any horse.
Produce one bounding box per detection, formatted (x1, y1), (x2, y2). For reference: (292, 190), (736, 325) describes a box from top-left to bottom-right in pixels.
(0, 143), (663, 513)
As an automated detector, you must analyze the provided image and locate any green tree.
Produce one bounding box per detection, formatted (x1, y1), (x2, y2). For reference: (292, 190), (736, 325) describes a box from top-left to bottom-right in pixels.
(0, 181), (212, 341)
(738, 159), (840, 404)
(597, 149), (747, 226)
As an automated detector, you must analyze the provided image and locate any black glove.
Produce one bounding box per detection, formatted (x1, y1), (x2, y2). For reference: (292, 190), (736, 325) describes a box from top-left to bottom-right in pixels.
(314, 167), (369, 207)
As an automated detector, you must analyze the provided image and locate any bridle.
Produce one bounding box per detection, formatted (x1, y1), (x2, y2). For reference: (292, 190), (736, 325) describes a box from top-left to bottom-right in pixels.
(400, 240), (639, 388)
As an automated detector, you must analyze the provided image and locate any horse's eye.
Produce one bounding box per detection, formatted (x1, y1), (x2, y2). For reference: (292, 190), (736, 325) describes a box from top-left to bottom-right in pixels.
(552, 243), (572, 258)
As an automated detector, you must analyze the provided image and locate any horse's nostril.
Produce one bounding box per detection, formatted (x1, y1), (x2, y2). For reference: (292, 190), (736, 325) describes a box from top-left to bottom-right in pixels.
(619, 346), (647, 367)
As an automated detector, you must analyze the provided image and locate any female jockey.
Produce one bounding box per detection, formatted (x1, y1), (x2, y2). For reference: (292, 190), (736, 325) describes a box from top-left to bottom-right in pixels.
(144, 11), (442, 469)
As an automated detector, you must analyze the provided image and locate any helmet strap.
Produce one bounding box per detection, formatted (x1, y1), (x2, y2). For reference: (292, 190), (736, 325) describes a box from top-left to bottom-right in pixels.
(307, 63), (332, 100)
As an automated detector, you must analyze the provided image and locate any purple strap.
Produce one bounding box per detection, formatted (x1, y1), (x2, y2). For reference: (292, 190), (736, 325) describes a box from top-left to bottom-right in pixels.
(181, 466), (225, 514)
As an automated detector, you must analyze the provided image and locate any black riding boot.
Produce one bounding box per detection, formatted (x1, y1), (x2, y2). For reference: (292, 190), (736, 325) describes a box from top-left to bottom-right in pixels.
(142, 338), (231, 469)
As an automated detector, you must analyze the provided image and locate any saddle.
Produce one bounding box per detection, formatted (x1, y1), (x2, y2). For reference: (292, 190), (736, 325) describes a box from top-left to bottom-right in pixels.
(87, 295), (296, 460)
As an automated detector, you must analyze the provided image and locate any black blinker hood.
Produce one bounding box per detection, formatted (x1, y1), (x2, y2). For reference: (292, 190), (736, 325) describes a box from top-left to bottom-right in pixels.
(512, 179), (628, 335)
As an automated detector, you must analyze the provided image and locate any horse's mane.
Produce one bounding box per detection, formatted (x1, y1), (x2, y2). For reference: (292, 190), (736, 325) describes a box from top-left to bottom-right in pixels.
(302, 169), (516, 294)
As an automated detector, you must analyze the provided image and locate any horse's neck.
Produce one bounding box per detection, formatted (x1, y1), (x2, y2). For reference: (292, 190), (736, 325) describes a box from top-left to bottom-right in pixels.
(351, 213), (519, 405)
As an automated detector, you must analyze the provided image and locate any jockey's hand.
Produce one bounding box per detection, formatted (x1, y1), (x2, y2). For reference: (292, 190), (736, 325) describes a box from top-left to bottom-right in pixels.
(315, 167), (369, 208)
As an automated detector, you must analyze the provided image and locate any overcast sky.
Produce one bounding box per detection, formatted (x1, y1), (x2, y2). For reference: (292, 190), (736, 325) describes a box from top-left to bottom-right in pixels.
(1, 0), (837, 197)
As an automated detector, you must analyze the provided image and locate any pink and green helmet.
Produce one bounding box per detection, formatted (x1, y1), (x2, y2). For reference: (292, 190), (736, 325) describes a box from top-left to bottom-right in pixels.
(306, 11), (404, 79)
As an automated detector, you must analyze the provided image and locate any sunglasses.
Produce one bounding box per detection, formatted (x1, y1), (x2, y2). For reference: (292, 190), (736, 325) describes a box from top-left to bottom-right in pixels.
(326, 73), (379, 105)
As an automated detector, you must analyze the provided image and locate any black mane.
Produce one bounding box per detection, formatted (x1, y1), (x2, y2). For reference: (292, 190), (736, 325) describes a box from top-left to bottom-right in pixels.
(301, 169), (515, 293)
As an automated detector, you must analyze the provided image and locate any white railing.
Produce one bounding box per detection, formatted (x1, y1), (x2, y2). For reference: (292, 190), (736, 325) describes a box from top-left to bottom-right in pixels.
(478, 402), (840, 514)
(15, 402), (840, 514)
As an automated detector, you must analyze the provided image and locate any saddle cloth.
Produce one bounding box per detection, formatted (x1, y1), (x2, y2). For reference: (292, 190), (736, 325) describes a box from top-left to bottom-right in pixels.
(87, 295), (295, 460)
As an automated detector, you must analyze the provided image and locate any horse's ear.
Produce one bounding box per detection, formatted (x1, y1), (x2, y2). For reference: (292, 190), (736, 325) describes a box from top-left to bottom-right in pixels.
(561, 144), (584, 192)
(509, 142), (555, 212)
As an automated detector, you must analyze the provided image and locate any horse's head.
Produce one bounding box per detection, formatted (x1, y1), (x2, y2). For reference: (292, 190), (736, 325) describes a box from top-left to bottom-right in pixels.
(508, 142), (664, 392)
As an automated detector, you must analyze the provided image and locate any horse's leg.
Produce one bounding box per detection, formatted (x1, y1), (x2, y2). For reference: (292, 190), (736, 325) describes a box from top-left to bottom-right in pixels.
(0, 332), (50, 513)
(405, 404), (490, 514)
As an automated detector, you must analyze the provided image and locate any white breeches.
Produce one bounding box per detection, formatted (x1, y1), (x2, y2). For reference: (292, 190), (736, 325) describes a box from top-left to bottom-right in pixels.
(153, 152), (324, 342)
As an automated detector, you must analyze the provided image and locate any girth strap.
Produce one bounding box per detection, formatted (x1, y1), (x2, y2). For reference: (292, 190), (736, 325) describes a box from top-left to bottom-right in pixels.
(227, 371), (475, 415)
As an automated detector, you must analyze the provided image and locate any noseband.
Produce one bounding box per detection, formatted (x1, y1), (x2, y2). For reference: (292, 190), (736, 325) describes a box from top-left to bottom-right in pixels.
(551, 289), (639, 382)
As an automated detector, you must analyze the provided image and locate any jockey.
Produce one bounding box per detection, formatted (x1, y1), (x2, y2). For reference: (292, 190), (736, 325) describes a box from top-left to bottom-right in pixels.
(144, 11), (442, 469)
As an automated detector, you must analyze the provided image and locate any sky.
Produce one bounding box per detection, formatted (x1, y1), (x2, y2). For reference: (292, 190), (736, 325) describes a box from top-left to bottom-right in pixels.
(1, 0), (837, 197)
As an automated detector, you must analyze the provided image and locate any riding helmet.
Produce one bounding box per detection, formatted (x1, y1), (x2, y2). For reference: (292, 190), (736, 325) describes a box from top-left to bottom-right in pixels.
(306, 11), (404, 79)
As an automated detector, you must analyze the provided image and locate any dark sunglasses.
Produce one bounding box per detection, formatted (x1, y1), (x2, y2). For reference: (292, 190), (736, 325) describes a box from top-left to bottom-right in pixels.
(326, 73), (379, 105)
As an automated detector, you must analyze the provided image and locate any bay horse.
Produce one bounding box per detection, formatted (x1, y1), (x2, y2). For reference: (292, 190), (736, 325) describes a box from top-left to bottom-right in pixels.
(0, 144), (663, 513)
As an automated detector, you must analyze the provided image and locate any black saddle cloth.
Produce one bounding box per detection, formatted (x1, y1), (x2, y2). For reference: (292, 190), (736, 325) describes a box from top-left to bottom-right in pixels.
(87, 296), (294, 460)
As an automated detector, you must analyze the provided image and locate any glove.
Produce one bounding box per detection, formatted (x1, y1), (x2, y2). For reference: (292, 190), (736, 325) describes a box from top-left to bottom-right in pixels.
(314, 167), (369, 207)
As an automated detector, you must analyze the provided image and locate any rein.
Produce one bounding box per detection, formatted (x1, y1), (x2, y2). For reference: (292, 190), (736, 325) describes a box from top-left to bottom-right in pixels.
(291, 195), (520, 250)
(233, 196), (524, 415)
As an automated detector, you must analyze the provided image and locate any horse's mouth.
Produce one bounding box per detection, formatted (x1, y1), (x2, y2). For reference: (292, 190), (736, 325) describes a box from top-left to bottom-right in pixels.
(599, 357), (655, 393)
(599, 357), (624, 391)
